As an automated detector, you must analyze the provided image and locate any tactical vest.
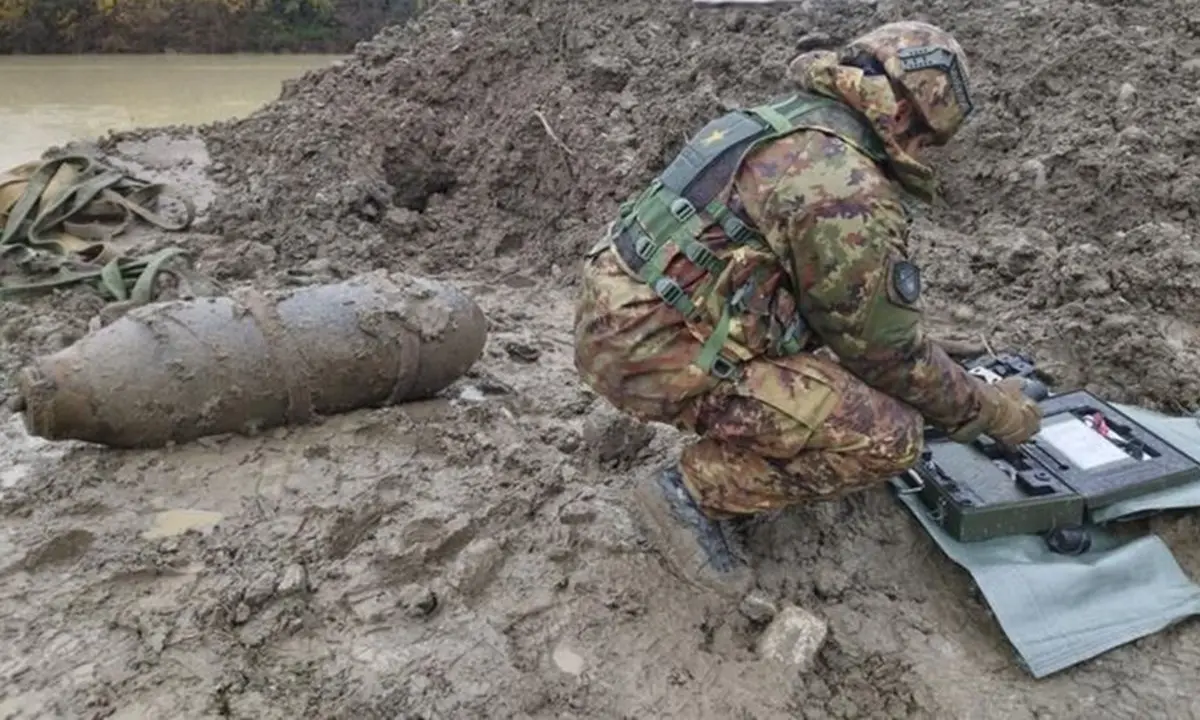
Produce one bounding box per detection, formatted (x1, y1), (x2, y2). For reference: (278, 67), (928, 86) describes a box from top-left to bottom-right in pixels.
(600, 91), (890, 381)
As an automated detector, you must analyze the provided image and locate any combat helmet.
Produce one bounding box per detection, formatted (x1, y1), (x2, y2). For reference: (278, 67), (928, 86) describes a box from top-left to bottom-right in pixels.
(841, 21), (974, 145)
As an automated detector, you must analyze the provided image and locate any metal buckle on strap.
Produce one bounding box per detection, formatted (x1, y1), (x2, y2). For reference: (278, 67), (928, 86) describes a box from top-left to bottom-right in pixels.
(710, 355), (739, 380)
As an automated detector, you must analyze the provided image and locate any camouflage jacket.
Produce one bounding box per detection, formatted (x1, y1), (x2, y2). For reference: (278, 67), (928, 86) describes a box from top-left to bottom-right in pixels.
(731, 127), (983, 433)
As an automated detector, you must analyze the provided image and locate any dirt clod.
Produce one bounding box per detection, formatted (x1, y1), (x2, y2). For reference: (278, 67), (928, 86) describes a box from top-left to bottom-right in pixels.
(739, 590), (780, 624)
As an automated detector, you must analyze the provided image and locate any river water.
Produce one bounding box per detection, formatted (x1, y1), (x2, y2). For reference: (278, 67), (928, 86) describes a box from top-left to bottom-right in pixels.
(0, 54), (344, 170)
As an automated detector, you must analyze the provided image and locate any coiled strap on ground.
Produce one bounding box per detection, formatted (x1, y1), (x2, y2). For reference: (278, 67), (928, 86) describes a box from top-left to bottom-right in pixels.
(0, 154), (199, 302)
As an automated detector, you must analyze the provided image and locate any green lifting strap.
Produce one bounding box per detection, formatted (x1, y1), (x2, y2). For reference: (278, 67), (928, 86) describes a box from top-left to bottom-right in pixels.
(616, 92), (882, 378)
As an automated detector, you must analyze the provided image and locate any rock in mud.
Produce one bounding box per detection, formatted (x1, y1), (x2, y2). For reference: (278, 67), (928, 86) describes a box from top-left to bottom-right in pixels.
(739, 590), (779, 624)
(276, 564), (309, 596)
(449, 537), (505, 597)
(13, 270), (488, 448)
(580, 402), (656, 468)
(757, 604), (829, 671)
(397, 583), (439, 617)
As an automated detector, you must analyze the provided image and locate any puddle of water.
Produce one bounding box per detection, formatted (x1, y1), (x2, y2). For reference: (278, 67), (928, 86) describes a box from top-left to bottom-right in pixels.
(142, 509), (225, 540)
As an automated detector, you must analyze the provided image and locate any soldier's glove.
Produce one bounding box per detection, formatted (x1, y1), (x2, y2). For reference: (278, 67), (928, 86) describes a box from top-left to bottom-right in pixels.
(950, 376), (1043, 446)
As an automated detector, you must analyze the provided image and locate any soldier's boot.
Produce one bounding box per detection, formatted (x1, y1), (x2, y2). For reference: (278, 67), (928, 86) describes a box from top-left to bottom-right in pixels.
(632, 463), (755, 600)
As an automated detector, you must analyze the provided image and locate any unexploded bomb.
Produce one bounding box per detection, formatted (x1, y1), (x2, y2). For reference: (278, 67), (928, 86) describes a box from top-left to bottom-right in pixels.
(13, 270), (488, 448)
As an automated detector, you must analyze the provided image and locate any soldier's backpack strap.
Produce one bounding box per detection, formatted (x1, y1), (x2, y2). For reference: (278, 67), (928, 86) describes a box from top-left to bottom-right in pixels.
(611, 91), (886, 379)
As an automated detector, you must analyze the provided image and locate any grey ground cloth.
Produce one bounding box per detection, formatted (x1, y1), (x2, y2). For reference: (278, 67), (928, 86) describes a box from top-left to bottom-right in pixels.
(891, 403), (1200, 678)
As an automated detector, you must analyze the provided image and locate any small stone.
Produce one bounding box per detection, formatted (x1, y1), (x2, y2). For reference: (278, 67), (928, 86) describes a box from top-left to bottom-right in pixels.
(1183, 58), (1200, 76)
(232, 602), (252, 625)
(383, 207), (421, 234)
(559, 500), (595, 525)
(739, 591), (779, 623)
(552, 642), (585, 675)
(813, 567), (850, 599)
(450, 537), (504, 596)
(1117, 82), (1137, 107)
(397, 583), (439, 617)
(299, 258), (333, 276)
(1117, 125), (1151, 147)
(583, 53), (631, 92)
(756, 605), (829, 670)
(276, 564), (309, 596)
(243, 570), (278, 606)
(1020, 158), (1047, 190)
(949, 304), (975, 323)
(581, 404), (655, 468)
(503, 341), (541, 363)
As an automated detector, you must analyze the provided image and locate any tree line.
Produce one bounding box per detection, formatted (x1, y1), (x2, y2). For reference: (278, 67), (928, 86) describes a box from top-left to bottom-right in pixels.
(0, 0), (430, 53)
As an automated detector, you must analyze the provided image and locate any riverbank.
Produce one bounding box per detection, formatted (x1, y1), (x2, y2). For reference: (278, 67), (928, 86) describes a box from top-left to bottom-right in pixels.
(0, 0), (424, 53)
(4, 0), (1200, 717)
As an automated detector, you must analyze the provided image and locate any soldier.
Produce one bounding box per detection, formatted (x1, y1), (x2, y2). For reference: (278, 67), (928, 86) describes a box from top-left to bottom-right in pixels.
(572, 21), (1043, 598)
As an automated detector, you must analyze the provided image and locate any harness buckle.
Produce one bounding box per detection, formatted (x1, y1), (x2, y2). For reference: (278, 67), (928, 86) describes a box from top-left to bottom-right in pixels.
(724, 216), (760, 246)
(634, 233), (656, 261)
(710, 356), (739, 380)
(683, 241), (724, 276)
(652, 277), (686, 307)
(670, 197), (697, 222)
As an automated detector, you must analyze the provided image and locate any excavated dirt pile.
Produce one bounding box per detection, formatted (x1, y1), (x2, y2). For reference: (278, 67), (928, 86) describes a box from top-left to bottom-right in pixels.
(4, 0), (1200, 717)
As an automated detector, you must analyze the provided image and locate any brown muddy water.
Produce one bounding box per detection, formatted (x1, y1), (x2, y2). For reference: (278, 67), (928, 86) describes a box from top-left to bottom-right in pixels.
(0, 53), (343, 170)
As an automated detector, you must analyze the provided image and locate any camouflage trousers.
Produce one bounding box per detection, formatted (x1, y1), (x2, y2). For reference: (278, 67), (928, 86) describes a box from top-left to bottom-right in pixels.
(575, 248), (925, 517)
(675, 351), (925, 516)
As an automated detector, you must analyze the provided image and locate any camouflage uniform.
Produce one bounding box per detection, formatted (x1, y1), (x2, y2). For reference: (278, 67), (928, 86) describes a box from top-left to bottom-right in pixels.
(573, 22), (1027, 595)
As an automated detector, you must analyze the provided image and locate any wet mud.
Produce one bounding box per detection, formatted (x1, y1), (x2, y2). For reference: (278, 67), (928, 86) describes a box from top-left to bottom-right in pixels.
(4, 0), (1200, 717)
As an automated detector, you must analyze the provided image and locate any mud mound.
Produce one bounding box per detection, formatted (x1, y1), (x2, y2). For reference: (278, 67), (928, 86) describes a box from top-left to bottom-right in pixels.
(178, 0), (1200, 412)
(195, 0), (879, 276)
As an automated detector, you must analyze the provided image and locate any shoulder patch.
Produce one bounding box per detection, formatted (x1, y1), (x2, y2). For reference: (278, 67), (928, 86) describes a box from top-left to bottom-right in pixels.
(891, 260), (921, 305)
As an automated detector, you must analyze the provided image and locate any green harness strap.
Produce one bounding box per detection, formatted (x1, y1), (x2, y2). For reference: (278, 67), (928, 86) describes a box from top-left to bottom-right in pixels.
(616, 92), (887, 379)
(0, 245), (198, 304)
(0, 154), (200, 304)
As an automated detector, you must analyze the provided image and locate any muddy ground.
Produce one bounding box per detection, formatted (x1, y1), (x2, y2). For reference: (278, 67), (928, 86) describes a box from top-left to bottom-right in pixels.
(5, 0), (1200, 717)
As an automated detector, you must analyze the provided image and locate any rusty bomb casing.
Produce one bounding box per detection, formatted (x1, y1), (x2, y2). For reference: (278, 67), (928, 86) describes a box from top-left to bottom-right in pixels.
(14, 270), (488, 448)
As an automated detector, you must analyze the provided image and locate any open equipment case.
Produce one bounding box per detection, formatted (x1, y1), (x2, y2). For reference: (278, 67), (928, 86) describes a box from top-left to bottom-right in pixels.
(895, 353), (1200, 555)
